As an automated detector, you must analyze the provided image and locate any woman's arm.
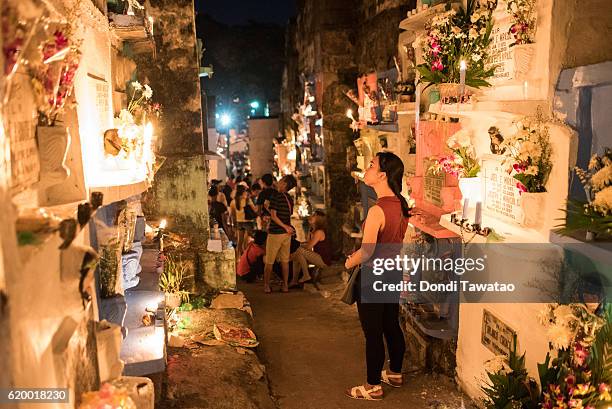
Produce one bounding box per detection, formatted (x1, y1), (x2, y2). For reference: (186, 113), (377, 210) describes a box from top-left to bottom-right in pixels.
(248, 199), (258, 213)
(304, 229), (324, 250)
(345, 205), (384, 269)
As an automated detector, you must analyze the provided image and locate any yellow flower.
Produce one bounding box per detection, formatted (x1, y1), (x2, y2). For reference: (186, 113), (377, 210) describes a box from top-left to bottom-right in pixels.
(590, 164), (612, 190)
(451, 26), (462, 35)
(592, 186), (612, 214)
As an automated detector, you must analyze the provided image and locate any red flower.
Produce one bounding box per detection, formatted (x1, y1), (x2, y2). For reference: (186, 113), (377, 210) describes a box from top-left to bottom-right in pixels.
(513, 163), (527, 173)
(54, 31), (69, 50)
(432, 59), (444, 71)
(516, 182), (528, 194)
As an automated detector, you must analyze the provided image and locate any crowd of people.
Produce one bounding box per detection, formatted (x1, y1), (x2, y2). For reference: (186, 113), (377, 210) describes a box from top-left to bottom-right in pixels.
(207, 172), (332, 293)
(210, 151), (413, 401)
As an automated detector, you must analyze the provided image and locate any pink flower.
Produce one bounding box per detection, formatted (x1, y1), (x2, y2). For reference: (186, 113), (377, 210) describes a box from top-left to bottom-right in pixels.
(510, 23), (522, 34)
(431, 42), (441, 56)
(516, 182), (528, 194)
(573, 341), (589, 366)
(432, 59), (443, 71)
(513, 163), (527, 173)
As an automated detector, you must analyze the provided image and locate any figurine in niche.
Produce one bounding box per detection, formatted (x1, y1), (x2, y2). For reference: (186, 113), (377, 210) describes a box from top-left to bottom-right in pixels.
(104, 128), (122, 156)
(488, 126), (505, 155)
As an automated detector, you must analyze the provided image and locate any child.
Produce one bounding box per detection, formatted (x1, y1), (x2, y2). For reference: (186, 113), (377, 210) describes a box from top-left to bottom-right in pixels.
(237, 230), (267, 283)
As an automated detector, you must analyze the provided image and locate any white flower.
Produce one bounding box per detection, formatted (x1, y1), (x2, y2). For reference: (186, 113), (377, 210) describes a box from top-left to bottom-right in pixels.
(511, 2), (519, 13)
(118, 109), (134, 124)
(131, 81), (143, 91)
(525, 166), (539, 176)
(451, 26), (462, 35)
(480, 27), (487, 35)
(553, 305), (576, 328)
(591, 164), (612, 190)
(472, 53), (482, 62)
(143, 84), (153, 99)
(546, 323), (575, 350)
(592, 186), (612, 214)
(449, 129), (472, 149)
(469, 28), (479, 39)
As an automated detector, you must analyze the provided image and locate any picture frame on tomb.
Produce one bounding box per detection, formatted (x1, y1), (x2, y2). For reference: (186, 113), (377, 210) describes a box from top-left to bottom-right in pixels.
(481, 154), (523, 224)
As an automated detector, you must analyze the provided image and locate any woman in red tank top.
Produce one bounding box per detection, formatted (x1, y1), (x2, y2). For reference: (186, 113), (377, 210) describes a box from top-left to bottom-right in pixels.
(344, 152), (411, 401)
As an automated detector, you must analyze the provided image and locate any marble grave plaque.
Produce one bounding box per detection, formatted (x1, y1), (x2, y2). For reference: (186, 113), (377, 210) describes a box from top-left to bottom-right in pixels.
(481, 309), (517, 358)
(423, 158), (445, 207)
(482, 154), (523, 223)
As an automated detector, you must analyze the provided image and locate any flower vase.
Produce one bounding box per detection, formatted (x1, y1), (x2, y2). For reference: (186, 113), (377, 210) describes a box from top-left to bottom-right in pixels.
(513, 43), (536, 81)
(520, 192), (547, 229)
(458, 177), (482, 203)
(37, 125), (71, 187)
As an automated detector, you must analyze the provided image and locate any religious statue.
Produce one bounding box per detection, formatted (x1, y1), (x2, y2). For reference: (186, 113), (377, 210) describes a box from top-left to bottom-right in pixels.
(488, 126), (505, 155)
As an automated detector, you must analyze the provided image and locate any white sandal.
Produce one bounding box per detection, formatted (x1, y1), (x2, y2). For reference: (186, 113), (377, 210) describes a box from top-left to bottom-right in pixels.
(381, 370), (403, 388)
(345, 384), (383, 401)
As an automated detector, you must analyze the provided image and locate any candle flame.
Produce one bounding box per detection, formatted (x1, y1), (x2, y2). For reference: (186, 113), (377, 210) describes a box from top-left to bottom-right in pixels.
(159, 219), (167, 229)
(346, 109), (353, 118)
(460, 60), (467, 70)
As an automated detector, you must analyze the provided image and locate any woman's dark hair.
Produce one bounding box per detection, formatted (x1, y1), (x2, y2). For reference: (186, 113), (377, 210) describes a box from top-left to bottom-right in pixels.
(311, 210), (327, 232)
(209, 186), (218, 198)
(251, 183), (262, 191)
(376, 151), (411, 218)
(253, 230), (267, 246)
(281, 174), (297, 191)
(235, 185), (247, 211)
(261, 173), (274, 187)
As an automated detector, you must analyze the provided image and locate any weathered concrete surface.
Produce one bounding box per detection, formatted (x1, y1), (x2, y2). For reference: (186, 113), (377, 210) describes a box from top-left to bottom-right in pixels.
(241, 280), (472, 409)
(136, 0), (211, 240)
(161, 307), (276, 409)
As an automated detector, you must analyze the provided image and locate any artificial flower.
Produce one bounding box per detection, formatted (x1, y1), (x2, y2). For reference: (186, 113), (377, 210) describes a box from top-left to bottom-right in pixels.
(143, 84), (153, 99)
(432, 59), (443, 71)
(590, 164), (612, 190)
(592, 186), (612, 215)
(131, 81), (143, 91)
(598, 383), (611, 401)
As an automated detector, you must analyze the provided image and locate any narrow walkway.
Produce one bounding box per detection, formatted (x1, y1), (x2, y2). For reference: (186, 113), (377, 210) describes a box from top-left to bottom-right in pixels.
(241, 281), (469, 409)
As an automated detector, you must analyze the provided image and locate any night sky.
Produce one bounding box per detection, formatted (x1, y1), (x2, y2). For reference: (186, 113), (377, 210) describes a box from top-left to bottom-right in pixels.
(195, 0), (296, 25)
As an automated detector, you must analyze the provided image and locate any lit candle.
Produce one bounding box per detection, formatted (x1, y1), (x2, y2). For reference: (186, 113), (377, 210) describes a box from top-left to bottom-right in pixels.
(462, 198), (470, 220)
(475, 201), (482, 225)
(459, 60), (467, 100)
(346, 109), (355, 121)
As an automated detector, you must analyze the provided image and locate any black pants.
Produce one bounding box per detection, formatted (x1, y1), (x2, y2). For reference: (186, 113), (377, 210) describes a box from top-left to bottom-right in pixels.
(357, 301), (406, 385)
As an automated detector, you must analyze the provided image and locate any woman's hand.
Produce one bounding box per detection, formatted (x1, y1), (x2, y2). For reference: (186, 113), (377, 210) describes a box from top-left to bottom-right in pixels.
(345, 252), (356, 269)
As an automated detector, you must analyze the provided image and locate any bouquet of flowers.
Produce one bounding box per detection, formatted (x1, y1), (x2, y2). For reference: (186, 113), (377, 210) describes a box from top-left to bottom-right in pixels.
(429, 129), (480, 178)
(481, 304), (611, 409)
(416, 0), (497, 88)
(507, 0), (537, 46)
(111, 81), (157, 156)
(557, 148), (612, 238)
(537, 303), (611, 409)
(502, 113), (552, 194)
(31, 28), (81, 126)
